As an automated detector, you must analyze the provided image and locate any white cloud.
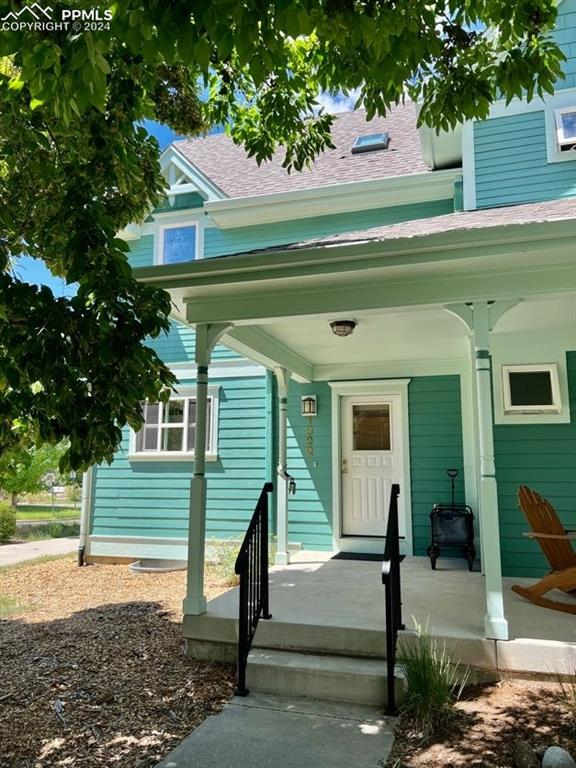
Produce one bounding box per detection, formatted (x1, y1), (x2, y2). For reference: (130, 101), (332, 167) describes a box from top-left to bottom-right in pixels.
(314, 89), (362, 114)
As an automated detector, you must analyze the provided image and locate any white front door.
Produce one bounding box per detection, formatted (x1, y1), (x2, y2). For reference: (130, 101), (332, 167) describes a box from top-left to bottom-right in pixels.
(341, 394), (405, 538)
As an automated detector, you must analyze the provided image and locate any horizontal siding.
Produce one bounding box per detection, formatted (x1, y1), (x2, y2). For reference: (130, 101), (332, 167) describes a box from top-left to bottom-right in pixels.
(286, 383), (333, 550)
(552, 0), (576, 90)
(408, 376), (466, 558)
(128, 235), (154, 268)
(204, 199), (454, 258)
(145, 318), (241, 363)
(474, 111), (576, 208)
(91, 376), (269, 542)
(495, 351), (576, 578)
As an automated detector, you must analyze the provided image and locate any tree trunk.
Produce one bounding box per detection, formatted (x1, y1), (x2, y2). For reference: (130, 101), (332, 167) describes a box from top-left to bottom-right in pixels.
(10, 491), (17, 508)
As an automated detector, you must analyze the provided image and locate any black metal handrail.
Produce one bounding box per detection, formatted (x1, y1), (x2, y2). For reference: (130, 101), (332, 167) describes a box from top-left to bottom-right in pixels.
(234, 482), (274, 696)
(382, 483), (404, 715)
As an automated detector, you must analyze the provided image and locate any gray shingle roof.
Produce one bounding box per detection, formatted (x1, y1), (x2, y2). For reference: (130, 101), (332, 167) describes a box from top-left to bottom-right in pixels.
(277, 197), (576, 251)
(173, 104), (429, 198)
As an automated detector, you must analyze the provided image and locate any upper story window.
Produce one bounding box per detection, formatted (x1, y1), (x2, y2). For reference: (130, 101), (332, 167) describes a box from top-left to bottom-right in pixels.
(554, 107), (576, 153)
(130, 387), (219, 461)
(160, 223), (198, 264)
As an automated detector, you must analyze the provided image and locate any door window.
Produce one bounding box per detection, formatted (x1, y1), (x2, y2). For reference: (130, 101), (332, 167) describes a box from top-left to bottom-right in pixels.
(352, 404), (391, 450)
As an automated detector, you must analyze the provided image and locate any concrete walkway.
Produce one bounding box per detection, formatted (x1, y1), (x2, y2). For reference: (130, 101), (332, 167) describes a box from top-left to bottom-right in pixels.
(156, 693), (395, 768)
(0, 537), (79, 567)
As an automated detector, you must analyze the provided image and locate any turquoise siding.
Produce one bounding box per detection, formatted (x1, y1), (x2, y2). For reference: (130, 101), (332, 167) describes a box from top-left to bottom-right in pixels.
(145, 319), (240, 362)
(129, 235), (154, 268)
(552, 0), (576, 89)
(287, 383), (333, 550)
(204, 200), (454, 258)
(128, 200), (454, 268)
(408, 376), (466, 556)
(474, 111), (576, 208)
(91, 375), (268, 540)
(495, 351), (576, 578)
(473, 0), (576, 209)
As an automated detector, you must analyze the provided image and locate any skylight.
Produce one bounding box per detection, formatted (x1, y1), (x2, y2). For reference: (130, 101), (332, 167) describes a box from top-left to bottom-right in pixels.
(554, 107), (576, 151)
(351, 132), (390, 154)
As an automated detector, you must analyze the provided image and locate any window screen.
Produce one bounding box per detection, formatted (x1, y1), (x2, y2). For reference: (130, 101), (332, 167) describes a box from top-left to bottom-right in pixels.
(135, 397), (211, 453)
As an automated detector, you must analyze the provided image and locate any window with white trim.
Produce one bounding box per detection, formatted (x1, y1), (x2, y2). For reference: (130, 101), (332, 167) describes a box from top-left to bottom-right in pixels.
(554, 107), (576, 153)
(159, 223), (198, 264)
(502, 364), (561, 414)
(131, 389), (218, 459)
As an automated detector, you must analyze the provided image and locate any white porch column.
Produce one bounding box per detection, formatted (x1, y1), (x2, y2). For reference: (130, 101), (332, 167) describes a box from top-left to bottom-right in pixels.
(183, 322), (230, 616)
(274, 367), (291, 566)
(446, 301), (515, 641)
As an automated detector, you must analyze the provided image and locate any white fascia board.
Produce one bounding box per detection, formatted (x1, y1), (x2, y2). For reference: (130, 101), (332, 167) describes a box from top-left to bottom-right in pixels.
(163, 145), (228, 202)
(204, 169), (461, 230)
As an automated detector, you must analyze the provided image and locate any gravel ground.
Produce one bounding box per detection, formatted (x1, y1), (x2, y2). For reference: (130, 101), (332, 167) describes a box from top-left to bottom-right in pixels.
(0, 556), (235, 767)
(387, 678), (576, 768)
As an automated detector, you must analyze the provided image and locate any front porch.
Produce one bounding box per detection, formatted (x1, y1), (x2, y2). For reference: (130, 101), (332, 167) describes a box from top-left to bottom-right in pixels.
(185, 552), (576, 677)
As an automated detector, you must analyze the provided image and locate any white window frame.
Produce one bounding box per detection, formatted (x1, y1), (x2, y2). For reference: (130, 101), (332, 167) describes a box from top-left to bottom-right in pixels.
(502, 364), (561, 414)
(554, 106), (576, 151)
(153, 210), (205, 265)
(129, 386), (219, 461)
(544, 93), (576, 164)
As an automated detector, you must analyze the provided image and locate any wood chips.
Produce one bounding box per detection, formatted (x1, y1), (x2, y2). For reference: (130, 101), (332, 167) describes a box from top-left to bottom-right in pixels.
(0, 557), (235, 767)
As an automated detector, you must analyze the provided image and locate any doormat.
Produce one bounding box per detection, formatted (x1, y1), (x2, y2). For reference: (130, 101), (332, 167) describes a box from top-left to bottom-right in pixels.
(331, 552), (406, 562)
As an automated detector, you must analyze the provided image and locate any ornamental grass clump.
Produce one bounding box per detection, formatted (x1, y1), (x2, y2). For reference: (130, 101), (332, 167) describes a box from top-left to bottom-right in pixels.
(398, 620), (469, 737)
(0, 502), (16, 543)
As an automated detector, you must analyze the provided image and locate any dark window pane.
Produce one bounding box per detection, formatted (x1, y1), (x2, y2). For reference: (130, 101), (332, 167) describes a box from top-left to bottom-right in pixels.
(509, 371), (553, 406)
(161, 427), (184, 451)
(353, 404), (391, 450)
(165, 399), (185, 424)
(163, 226), (196, 264)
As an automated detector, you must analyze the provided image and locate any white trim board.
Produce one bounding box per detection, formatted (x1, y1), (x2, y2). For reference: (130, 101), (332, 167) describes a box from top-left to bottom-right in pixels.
(462, 121), (476, 211)
(204, 169), (461, 229)
(328, 379), (413, 556)
(170, 359), (266, 380)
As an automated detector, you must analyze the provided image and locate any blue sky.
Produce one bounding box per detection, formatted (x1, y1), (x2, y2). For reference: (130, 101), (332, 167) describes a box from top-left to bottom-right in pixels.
(12, 121), (180, 296)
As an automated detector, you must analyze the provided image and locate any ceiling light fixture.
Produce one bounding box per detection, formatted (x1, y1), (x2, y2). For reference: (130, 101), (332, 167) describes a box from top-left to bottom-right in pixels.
(330, 319), (357, 338)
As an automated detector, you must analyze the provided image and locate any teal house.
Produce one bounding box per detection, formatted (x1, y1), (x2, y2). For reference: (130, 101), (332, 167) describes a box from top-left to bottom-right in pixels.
(84, 0), (576, 658)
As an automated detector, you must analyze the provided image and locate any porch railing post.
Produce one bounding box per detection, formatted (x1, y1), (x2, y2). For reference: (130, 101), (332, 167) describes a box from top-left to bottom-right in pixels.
(260, 489), (271, 619)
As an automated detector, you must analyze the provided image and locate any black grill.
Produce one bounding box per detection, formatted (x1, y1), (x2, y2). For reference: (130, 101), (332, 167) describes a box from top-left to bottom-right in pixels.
(426, 469), (476, 571)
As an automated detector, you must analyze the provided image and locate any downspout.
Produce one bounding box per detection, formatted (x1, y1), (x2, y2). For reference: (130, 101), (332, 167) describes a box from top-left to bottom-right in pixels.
(78, 466), (94, 567)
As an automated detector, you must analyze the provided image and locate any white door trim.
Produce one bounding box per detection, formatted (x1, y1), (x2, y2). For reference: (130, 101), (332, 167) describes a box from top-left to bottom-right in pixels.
(329, 379), (413, 555)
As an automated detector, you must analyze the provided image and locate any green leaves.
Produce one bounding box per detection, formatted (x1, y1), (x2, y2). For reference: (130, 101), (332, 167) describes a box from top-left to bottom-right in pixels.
(0, 0), (567, 468)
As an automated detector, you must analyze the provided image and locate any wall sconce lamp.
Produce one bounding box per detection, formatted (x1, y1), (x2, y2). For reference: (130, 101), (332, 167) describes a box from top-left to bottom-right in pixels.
(301, 395), (317, 417)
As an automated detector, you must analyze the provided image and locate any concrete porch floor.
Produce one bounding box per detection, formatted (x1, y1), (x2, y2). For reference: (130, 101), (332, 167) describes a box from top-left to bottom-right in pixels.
(185, 553), (576, 676)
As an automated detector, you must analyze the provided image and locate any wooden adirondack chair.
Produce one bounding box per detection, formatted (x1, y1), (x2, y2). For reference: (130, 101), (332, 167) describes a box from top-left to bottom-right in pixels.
(512, 485), (576, 614)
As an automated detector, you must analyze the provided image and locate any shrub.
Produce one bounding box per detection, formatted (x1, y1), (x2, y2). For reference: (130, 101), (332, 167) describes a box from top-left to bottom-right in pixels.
(0, 502), (17, 543)
(556, 668), (576, 722)
(398, 620), (469, 737)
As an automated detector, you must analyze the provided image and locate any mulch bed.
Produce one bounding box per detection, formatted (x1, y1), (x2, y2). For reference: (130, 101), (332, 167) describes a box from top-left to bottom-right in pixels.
(0, 557), (235, 767)
(387, 679), (576, 768)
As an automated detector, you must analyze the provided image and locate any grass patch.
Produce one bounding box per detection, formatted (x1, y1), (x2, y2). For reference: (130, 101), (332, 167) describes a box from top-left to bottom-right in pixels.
(398, 620), (469, 739)
(16, 505), (78, 521)
(0, 594), (25, 618)
(206, 538), (277, 587)
(0, 554), (75, 575)
(15, 522), (80, 542)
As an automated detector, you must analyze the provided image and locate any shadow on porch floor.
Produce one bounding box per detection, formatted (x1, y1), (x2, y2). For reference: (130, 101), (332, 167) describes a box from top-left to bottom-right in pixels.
(184, 553), (576, 676)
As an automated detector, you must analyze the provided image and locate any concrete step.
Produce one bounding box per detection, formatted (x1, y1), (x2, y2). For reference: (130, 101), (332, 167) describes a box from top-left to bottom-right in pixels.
(246, 649), (405, 707)
(183, 613), (388, 662)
